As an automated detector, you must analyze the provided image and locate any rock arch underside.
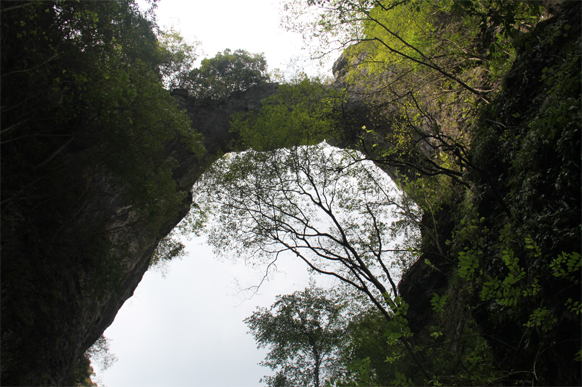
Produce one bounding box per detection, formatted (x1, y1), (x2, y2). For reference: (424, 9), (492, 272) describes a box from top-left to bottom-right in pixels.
(1, 2), (580, 386)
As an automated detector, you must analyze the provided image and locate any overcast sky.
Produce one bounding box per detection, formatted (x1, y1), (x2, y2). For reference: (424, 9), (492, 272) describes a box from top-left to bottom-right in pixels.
(99, 237), (328, 387)
(98, 1), (338, 386)
(151, 0), (330, 79)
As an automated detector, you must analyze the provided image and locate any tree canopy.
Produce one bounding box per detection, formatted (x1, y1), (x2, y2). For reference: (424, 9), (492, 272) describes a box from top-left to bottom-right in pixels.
(1, 0), (579, 385)
(198, 1), (580, 385)
(1, 0), (201, 384)
(157, 27), (201, 90)
(185, 48), (269, 99)
(231, 78), (344, 151)
(245, 285), (347, 387)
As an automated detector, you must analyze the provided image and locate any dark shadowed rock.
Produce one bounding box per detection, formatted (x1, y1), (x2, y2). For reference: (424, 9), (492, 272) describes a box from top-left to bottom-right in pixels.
(0, 83), (279, 386)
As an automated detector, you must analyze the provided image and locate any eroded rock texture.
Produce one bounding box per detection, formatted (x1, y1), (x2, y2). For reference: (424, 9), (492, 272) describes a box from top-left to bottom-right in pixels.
(2, 3), (579, 385)
(1, 84), (279, 386)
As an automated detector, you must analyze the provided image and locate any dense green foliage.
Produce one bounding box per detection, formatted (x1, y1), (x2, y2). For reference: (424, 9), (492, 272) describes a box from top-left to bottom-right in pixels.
(186, 48), (270, 99)
(245, 285), (347, 387)
(72, 354), (98, 387)
(232, 78), (343, 150)
(1, 0), (203, 229)
(1, 0), (579, 385)
(205, 1), (580, 385)
(1, 0), (202, 384)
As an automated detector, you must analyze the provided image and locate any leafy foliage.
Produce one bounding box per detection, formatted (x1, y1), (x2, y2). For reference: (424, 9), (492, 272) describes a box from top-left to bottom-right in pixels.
(224, 1), (580, 385)
(185, 48), (269, 99)
(157, 27), (201, 89)
(72, 354), (98, 387)
(85, 335), (118, 373)
(331, 309), (395, 387)
(1, 0), (202, 384)
(72, 335), (116, 386)
(232, 77), (344, 151)
(245, 285), (347, 387)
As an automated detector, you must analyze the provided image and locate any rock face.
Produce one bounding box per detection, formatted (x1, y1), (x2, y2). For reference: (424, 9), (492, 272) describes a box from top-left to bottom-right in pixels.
(2, 3), (579, 384)
(0, 84), (279, 386)
(168, 83), (279, 190)
(1, 76), (406, 385)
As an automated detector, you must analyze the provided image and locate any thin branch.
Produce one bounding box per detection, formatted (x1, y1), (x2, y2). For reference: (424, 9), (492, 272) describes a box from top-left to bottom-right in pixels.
(2, 54), (60, 78)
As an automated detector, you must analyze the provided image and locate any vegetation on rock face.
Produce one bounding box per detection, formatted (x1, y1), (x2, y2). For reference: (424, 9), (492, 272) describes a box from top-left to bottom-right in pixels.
(231, 78), (343, 151)
(201, 0), (580, 385)
(1, 0), (579, 386)
(1, 0), (202, 384)
(72, 335), (117, 387)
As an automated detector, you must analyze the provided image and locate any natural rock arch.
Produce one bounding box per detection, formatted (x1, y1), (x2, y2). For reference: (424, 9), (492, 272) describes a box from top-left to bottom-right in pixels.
(3, 2), (580, 385)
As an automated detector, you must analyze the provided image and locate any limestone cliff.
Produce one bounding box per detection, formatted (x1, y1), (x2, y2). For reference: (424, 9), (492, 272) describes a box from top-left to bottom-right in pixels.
(1, 2), (579, 385)
(1, 84), (279, 386)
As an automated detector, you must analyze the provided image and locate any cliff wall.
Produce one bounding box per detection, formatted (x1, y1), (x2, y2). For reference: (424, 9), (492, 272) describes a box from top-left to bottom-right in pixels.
(1, 2), (579, 385)
(1, 84), (279, 386)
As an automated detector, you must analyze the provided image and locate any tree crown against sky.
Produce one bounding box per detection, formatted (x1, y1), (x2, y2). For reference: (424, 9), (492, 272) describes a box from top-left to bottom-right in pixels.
(189, 1), (579, 385)
(196, 143), (420, 294)
(156, 36), (271, 99)
(193, 142), (433, 378)
(245, 284), (348, 387)
(185, 48), (270, 99)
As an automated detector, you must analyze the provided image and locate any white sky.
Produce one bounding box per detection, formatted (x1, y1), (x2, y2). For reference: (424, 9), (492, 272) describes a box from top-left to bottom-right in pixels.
(98, 1), (339, 386)
(151, 0), (331, 79)
(100, 237), (326, 387)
